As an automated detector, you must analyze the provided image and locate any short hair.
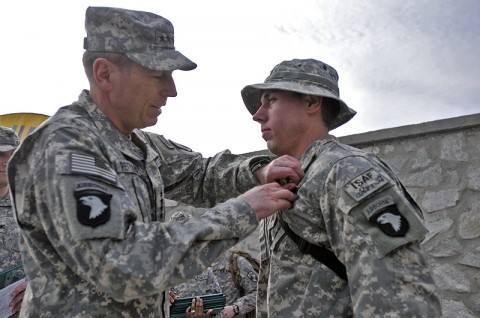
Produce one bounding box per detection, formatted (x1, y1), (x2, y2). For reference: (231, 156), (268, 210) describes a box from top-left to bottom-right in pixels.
(82, 51), (134, 80)
(321, 97), (340, 130)
(291, 92), (340, 130)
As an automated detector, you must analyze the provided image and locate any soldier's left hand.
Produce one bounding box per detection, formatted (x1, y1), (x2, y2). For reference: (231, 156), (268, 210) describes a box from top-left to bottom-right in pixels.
(169, 289), (180, 304)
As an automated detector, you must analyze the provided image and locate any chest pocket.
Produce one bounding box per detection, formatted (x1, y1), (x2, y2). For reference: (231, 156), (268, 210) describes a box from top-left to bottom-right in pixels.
(115, 160), (155, 222)
(0, 218), (20, 252)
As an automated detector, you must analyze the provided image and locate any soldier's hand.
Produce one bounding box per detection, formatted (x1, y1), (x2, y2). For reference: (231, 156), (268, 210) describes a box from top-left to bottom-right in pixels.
(239, 182), (297, 220)
(10, 279), (27, 314)
(221, 305), (235, 318)
(185, 297), (213, 318)
(255, 155), (303, 190)
(169, 289), (179, 304)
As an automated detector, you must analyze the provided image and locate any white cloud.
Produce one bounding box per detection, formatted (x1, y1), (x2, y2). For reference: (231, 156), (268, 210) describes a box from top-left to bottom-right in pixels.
(278, 0), (480, 134)
(1, 0), (479, 156)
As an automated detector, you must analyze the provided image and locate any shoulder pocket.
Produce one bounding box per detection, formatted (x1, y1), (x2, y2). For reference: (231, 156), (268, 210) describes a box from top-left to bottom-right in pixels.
(354, 185), (427, 257)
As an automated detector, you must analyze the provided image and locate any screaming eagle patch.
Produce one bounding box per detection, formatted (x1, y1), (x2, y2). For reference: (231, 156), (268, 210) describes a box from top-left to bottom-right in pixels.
(363, 196), (409, 237)
(74, 187), (112, 228)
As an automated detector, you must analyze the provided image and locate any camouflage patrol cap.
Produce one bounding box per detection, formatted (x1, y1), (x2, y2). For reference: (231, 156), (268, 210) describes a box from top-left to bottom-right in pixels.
(83, 6), (197, 71)
(0, 126), (19, 152)
(241, 59), (356, 130)
(170, 211), (193, 222)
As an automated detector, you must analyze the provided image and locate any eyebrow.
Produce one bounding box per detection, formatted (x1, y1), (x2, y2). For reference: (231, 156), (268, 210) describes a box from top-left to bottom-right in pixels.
(261, 90), (280, 99)
(261, 92), (272, 100)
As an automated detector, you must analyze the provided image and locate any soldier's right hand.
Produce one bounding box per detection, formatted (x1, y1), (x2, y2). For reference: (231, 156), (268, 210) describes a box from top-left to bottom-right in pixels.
(239, 182), (297, 220)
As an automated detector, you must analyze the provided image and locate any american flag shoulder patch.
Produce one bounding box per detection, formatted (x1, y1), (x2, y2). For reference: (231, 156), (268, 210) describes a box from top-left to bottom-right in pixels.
(70, 153), (117, 183)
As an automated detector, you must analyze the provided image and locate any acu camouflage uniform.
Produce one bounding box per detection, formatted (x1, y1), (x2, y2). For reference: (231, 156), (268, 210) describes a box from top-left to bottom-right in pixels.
(0, 193), (24, 318)
(0, 193), (22, 270)
(172, 266), (222, 297)
(1, 126), (23, 271)
(8, 90), (267, 317)
(1, 125), (24, 318)
(241, 58), (442, 317)
(257, 135), (442, 317)
(213, 251), (257, 318)
(171, 213), (258, 318)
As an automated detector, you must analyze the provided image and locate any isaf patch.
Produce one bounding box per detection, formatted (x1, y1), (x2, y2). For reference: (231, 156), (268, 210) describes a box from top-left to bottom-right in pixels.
(365, 197), (409, 237)
(74, 187), (112, 228)
(344, 168), (388, 202)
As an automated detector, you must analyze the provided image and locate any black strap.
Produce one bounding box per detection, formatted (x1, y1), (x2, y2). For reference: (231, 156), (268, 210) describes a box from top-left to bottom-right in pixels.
(279, 218), (348, 281)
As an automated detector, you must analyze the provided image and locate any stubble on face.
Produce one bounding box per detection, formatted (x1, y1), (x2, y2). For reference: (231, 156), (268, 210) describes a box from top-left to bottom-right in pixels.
(260, 91), (307, 157)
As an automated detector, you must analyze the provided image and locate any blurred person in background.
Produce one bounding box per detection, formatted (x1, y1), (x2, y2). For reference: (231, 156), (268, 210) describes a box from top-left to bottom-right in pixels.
(0, 126), (27, 317)
(171, 212), (258, 318)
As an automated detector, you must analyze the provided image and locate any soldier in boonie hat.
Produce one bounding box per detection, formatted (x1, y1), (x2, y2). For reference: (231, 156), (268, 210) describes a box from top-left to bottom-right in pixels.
(241, 59), (356, 130)
(0, 126), (19, 152)
(83, 6), (196, 71)
(242, 59), (442, 317)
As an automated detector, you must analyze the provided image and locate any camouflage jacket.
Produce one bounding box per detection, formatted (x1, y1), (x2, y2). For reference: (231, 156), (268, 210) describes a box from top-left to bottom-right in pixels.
(0, 193), (22, 270)
(8, 90), (264, 318)
(257, 135), (442, 317)
(174, 250), (258, 318)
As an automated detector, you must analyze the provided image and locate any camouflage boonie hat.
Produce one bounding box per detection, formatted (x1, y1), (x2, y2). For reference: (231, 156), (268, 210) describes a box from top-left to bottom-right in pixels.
(83, 6), (197, 71)
(0, 126), (19, 152)
(241, 59), (356, 130)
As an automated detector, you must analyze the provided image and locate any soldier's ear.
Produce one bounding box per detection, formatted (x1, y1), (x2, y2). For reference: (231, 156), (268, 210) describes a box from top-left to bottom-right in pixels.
(307, 96), (322, 106)
(306, 96), (322, 113)
(93, 58), (114, 90)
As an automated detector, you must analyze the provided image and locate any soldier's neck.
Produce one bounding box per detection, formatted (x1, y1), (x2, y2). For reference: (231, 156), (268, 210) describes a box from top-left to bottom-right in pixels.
(0, 186), (9, 199)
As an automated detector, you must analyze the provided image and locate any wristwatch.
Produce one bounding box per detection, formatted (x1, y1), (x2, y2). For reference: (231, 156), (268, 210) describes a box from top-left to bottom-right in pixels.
(233, 304), (240, 316)
(250, 157), (271, 174)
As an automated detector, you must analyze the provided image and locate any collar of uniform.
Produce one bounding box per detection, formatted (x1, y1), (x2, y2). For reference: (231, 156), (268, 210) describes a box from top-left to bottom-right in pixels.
(0, 193), (11, 206)
(78, 90), (147, 161)
(299, 134), (337, 172)
(131, 130), (160, 163)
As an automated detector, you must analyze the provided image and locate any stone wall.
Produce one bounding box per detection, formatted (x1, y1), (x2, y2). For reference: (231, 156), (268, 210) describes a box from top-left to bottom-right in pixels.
(339, 113), (480, 318)
(166, 112), (480, 318)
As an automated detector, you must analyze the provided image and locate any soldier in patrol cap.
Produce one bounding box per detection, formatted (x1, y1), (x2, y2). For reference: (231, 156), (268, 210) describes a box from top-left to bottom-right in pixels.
(0, 126), (27, 316)
(241, 59), (442, 317)
(8, 7), (302, 317)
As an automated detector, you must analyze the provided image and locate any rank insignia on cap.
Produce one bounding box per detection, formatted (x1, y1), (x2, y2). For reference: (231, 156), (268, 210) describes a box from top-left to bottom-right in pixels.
(74, 190), (112, 227)
(369, 205), (409, 237)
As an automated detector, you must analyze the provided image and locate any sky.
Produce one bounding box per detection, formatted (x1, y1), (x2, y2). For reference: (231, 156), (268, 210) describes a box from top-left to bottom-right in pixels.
(2, 0), (479, 157)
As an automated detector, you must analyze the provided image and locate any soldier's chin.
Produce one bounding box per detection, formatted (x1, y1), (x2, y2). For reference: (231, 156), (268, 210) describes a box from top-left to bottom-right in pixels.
(143, 117), (159, 128)
(266, 141), (283, 156)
